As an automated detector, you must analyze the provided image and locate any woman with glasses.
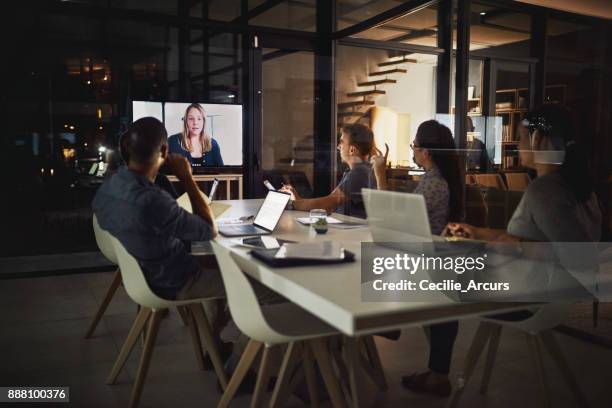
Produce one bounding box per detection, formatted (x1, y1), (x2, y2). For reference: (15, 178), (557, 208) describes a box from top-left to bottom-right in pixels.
(394, 120), (464, 396)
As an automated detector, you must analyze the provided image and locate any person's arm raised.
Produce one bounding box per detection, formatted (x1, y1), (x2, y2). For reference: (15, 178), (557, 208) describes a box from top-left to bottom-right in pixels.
(165, 154), (217, 237)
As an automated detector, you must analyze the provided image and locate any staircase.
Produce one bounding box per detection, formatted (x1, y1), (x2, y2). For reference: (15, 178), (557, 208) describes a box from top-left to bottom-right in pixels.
(337, 55), (416, 125)
(276, 54), (416, 171)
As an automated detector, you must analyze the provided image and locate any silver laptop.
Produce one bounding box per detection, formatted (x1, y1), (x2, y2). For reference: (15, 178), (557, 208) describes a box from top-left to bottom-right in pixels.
(362, 188), (485, 254)
(219, 190), (290, 237)
(362, 188), (435, 243)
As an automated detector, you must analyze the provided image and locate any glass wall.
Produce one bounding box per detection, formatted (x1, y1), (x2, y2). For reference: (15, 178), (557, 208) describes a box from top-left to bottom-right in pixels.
(249, 0), (316, 31)
(337, 46), (437, 169)
(261, 50), (315, 196)
(349, 4), (439, 48)
(0, 4), (242, 256)
(546, 17), (609, 177)
(459, 2), (534, 181)
(337, 0), (408, 31)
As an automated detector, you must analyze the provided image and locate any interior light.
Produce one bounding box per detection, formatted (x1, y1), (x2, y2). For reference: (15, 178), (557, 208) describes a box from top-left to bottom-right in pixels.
(98, 146), (107, 153)
(99, 126), (103, 130)
(86, 80), (91, 85)
(69, 125), (75, 130)
(480, 12), (486, 15)
(103, 75), (108, 81)
(84, 142), (88, 147)
(228, 94), (236, 99)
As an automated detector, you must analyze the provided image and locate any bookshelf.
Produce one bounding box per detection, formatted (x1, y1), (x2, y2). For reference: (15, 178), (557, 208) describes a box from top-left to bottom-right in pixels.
(495, 88), (528, 170)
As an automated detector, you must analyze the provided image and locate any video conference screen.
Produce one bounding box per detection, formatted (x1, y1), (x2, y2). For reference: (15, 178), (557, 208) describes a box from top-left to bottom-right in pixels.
(132, 101), (243, 166)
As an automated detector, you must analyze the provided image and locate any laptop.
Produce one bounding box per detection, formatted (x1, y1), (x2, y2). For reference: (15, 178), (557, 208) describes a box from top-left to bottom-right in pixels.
(219, 190), (290, 237)
(362, 189), (435, 243)
(362, 188), (484, 254)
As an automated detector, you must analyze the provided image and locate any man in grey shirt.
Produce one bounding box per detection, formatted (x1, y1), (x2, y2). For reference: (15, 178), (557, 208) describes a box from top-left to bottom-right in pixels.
(281, 123), (377, 218)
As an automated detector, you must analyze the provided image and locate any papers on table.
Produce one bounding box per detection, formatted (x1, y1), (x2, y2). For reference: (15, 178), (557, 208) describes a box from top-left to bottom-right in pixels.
(217, 216), (254, 225)
(328, 221), (367, 229)
(296, 216), (343, 225)
(295, 216), (366, 229)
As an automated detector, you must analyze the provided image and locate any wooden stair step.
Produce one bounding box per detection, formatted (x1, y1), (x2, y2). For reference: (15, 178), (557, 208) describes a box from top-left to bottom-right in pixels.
(337, 111), (365, 118)
(346, 89), (385, 97)
(357, 79), (397, 87)
(337, 100), (375, 109)
(369, 68), (407, 77)
(378, 58), (417, 67)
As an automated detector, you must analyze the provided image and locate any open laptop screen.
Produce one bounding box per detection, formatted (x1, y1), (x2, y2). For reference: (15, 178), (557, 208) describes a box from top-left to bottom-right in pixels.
(253, 191), (290, 231)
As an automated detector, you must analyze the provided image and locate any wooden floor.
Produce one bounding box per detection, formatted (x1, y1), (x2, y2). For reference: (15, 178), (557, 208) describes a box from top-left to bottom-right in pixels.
(1, 271), (611, 407)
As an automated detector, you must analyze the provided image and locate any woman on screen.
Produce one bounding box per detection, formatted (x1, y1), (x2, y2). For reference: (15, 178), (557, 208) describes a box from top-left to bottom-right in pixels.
(168, 103), (224, 167)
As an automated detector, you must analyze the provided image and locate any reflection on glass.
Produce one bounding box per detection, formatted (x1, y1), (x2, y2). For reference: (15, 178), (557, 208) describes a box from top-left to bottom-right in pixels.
(337, 46), (437, 168)
(261, 50), (315, 193)
(466, 2), (531, 54)
(249, 0), (316, 31)
(348, 4), (438, 48)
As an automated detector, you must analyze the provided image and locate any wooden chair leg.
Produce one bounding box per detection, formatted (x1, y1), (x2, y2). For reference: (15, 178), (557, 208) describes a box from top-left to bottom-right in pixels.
(302, 343), (320, 408)
(361, 336), (388, 391)
(526, 333), (551, 408)
(218, 340), (262, 408)
(183, 306), (205, 371)
(189, 303), (228, 389)
(449, 321), (494, 408)
(539, 330), (589, 408)
(106, 307), (152, 385)
(344, 337), (364, 408)
(480, 324), (502, 394)
(129, 310), (163, 408)
(85, 269), (122, 339)
(311, 338), (346, 408)
(270, 342), (301, 408)
(329, 337), (352, 399)
(422, 325), (431, 346)
(251, 346), (274, 408)
(177, 306), (190, 326)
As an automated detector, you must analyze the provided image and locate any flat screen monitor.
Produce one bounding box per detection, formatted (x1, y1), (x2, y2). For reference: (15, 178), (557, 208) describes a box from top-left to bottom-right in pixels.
(132, 101), (243, 168)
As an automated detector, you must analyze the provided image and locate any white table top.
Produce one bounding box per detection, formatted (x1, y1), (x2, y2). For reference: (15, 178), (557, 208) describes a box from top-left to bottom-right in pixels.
(214, 199), (530, 336)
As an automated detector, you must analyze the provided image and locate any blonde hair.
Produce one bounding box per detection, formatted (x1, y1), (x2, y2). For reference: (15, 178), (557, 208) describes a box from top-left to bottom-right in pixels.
(180, 103), (212, 153)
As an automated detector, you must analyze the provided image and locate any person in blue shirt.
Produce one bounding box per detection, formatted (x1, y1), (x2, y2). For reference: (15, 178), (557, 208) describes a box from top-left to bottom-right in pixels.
(167, 103), (224, 167)
(93, 117), (219, 300)
(93, 117), (280, 363)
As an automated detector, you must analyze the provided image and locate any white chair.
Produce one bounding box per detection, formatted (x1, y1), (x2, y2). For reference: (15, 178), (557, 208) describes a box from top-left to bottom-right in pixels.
(86, 215), (123, 338)
(106, 233), (228, 408)
(449, 304), (589, 408)
(211, 241), (346, 408)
